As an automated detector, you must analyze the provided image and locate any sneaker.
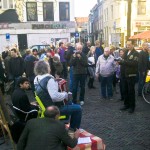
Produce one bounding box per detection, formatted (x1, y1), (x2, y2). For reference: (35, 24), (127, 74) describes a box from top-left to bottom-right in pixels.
(80, 101), (84, 106)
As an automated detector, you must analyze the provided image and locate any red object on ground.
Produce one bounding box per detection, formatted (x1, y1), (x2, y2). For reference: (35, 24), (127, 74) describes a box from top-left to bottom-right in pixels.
(68, 129), (106, 150)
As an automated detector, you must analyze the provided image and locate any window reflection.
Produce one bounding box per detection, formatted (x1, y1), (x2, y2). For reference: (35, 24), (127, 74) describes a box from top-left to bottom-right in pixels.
(59, 2), (70, 21)
(26, 2), (37, 21)
(43, 2), (54, 21)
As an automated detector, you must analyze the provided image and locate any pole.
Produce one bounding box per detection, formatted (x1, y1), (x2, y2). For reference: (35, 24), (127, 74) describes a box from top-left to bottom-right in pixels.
(127, 0), (132, 40)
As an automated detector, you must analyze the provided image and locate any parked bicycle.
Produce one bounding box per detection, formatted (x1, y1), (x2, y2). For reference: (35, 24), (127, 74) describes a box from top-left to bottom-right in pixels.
(142, 71), (150, 104)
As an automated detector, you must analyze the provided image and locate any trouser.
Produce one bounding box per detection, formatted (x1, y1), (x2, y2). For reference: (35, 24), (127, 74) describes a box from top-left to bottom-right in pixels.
(119, 77), (126, 100)
(62, 62), (68, 79)
(60, 104), (82, 130)
(124, 77), (136, 110)
(72, 74), (86, 103)
(100, 75), (113, 98)
(69, 67), (73, 92)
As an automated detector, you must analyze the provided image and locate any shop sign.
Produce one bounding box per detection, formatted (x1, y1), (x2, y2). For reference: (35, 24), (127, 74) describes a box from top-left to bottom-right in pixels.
(32, 23), (67, 29)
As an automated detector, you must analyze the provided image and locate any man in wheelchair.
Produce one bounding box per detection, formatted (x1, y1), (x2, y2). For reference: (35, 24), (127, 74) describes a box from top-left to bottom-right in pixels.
(34, 60), (82, 131)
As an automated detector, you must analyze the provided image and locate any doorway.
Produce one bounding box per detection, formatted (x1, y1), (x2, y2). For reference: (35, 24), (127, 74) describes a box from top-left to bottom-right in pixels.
(18, 34), (28, 51)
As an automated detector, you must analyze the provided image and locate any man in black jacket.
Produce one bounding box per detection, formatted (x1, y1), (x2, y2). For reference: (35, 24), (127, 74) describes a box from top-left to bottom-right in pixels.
(82, 41), (91, 55)
(12, 77), (38, 121)
(70, 44), (88, 105)
(24, 49), (39, 92)
(119, 40), (139, 113)
(9, 48), (24, 87)
(138, 42), (149, 96)
(17, 106), (79, 150)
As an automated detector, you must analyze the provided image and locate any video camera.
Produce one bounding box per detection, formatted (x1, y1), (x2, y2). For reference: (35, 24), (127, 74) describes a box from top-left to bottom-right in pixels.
(114, 57), (122, 61)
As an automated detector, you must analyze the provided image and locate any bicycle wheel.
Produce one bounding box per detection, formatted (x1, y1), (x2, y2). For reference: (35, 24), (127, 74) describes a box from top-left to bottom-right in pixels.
(142, 82), (150, 104)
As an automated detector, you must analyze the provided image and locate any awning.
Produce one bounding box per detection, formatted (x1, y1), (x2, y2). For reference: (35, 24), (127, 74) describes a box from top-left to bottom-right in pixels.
(129, 30), (150, 40)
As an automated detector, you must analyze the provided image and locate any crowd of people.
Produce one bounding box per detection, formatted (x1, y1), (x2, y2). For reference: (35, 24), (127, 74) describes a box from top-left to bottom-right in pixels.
(0, 40), (150, 149)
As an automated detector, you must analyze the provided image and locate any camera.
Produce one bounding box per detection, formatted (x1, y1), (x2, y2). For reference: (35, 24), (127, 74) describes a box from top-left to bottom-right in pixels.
(114, 57), (122, 61)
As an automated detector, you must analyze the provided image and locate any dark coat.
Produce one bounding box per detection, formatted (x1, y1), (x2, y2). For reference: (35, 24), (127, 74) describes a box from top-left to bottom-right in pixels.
(119, 49), (139, 77)
(0, 60), (5, 81)
(138, 50), (149, 73)
(82, 45), (90, 55)
(17, 118), (78, 150)
(2, 51), (8, 60)
(24, 55), (38, 77)
(9, 57), (24, 78)
(65, 46), (75, 66)
(12, 88), (38, 120)
(70, 52), (88, 75)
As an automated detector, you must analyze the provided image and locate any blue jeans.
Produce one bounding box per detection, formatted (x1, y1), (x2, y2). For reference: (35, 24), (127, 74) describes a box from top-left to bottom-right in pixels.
(138, 72), (146, 95)
(69, 67), (73, 92)
(100, 75), (113, 98)
(73, 74), (86, 103)
(60, 104), (82, 130)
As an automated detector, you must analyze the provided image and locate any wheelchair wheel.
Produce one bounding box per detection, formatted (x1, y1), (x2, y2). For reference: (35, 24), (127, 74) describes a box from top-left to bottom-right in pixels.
(142, 82), (150, 104)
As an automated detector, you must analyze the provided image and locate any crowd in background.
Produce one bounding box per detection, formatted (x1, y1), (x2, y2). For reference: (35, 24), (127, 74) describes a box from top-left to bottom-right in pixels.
(0, 40), (150, 109)
(0, 40), (150, 149)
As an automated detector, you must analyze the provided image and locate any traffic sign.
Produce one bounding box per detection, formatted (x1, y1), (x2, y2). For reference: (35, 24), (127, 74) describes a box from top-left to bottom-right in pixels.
(74, 32), (79, 38)
(6, 33), (10, 41)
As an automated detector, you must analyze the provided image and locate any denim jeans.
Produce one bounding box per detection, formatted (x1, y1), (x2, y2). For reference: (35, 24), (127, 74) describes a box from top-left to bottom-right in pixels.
(69, 67), (73, 92)
(100, 75), (113, 98)
(60, 104), (82, 130)
(72, 74), (86, 103)
(138, 72), (146, 95)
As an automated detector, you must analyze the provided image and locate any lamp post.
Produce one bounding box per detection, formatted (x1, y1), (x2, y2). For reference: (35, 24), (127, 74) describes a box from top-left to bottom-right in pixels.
(77, 27), (82, 43)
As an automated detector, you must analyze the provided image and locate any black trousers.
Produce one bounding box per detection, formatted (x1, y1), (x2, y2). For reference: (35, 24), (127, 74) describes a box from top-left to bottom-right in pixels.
(124, 76), (136, 110)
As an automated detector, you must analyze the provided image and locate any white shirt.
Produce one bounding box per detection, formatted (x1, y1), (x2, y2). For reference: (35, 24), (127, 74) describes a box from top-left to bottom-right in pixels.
(34, 74), (68, 102)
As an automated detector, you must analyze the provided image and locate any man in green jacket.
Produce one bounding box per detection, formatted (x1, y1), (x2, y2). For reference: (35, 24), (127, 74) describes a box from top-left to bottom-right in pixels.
(17, 106), (80, 150)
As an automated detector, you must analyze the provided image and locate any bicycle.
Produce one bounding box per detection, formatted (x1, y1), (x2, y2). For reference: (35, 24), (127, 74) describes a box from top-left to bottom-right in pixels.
(142, 71), (150, 104)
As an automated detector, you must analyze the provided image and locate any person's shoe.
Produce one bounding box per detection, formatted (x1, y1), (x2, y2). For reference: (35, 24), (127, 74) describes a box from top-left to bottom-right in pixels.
(80, 101), (84, 106)
(128, 108), (134, 114)
(120, 106), (129, 111)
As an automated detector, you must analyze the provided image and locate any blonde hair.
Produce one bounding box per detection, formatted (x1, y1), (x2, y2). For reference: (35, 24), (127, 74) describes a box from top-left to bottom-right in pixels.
(110, 45), (116, 50)
(90, 46), (95, 52)
(95, 40), (100, 47)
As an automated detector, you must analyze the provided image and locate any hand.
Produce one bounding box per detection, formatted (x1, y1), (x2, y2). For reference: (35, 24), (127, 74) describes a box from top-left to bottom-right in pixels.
(73, 53), (76, 57)
(95, 74), (99, 79)
(30, 102), (38, 106)
(74, 129), (80, 139)
(76, 54), (81, 58)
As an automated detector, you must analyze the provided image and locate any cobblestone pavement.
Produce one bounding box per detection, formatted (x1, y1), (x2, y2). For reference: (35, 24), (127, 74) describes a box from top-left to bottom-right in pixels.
(0, 82), (150, 150)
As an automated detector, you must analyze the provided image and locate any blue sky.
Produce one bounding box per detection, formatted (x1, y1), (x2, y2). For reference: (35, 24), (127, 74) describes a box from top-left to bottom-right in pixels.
(74, 0), (97, 17)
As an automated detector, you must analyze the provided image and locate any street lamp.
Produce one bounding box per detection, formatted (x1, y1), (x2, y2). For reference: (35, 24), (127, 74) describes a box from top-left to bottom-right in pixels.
(77, 27), (82, 43)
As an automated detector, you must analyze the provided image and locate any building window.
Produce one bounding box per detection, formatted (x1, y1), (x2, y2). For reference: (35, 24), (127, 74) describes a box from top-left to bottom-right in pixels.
(1, 0), (14, 9)
(137, 0), (146, 15)
(26, 2), (37, 21)
(59, 2), (70, 21)
(43, 2), (54, 21)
